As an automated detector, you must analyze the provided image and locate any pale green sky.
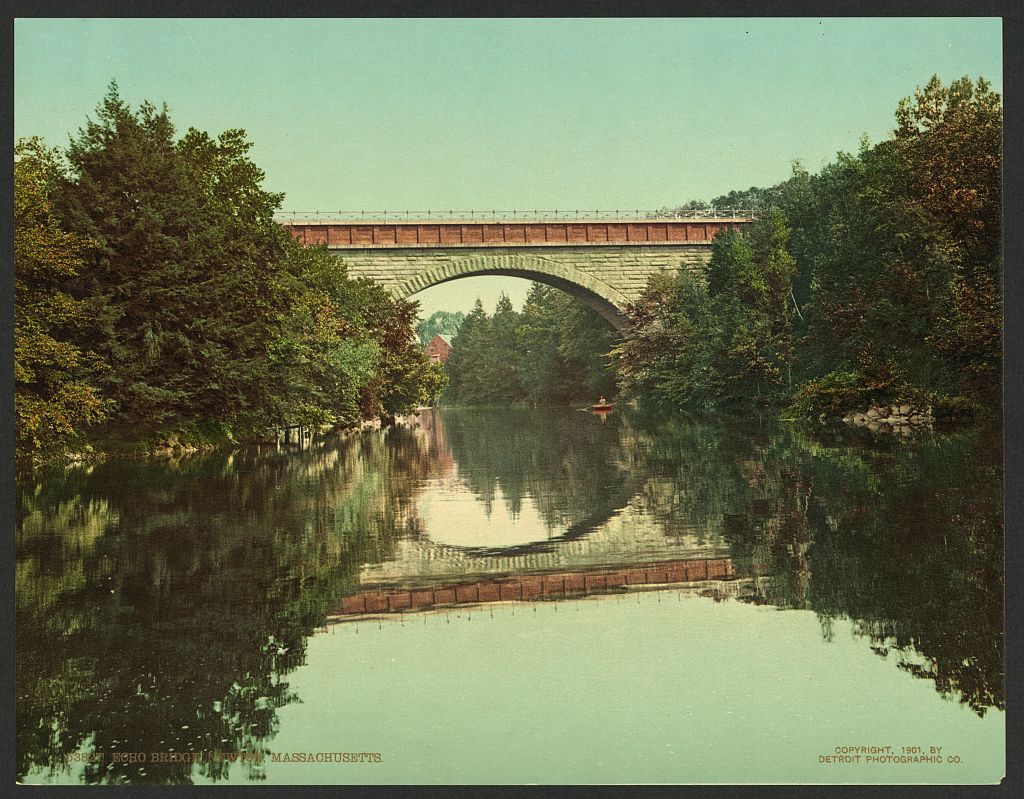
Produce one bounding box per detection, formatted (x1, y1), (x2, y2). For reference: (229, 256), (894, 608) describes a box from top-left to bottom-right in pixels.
(14, 18), (1003, 316)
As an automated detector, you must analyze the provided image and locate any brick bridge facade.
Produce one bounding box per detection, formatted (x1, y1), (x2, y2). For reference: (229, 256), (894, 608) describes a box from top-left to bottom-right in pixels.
(282, 216), (752, 329)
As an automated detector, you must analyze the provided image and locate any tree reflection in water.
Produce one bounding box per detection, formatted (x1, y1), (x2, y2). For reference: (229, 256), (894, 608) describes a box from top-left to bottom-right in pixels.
(16, 409), (1004, 783)
(626, 412), (1004, 717)
(16, 431), (421, 783)
(431, 407), (639, 553)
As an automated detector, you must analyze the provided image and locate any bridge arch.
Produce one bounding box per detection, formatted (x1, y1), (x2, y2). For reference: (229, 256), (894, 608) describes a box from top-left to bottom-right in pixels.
(392, 254), (631, 330)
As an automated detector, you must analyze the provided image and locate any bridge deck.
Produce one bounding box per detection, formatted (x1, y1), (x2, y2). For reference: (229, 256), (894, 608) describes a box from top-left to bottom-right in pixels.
(283, 219), (749, 249)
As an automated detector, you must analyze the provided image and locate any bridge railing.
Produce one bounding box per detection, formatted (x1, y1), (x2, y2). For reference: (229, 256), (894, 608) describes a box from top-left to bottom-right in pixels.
(274, 208), (755, 223)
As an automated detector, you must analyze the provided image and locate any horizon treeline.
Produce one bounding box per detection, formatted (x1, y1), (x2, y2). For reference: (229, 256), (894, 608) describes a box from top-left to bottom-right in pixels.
(14, 82), (445, 463)
(616, 75), (1002, 419)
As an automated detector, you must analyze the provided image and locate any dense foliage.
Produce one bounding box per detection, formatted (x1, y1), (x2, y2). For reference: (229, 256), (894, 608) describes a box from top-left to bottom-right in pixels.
(444, 285), (618, 405)
(14, 83), (443, 461)
(616, 76), (1002, 417)
(13, 139), (108, 457)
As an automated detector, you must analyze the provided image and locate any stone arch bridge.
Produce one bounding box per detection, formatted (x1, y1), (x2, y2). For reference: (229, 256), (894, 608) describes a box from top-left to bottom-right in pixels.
(281, 212), (753, 330)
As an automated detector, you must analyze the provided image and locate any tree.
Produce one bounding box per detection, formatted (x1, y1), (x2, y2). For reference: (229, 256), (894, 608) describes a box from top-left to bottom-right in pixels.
(613, 272), (703, 407)
(444, 287), (619, 406)
(486, 293), (525, 401)
(444, 299), (490, 403)
(705, 228), (752, 298)
(711, 183), (788, 214)
(269, 245), (380, 427)
(894, 75), (1001, 271)
(895, 75), (1002, 396)
(416, 310), (465, 346)
(618, 75), (1002, 417)
(512, 284), (618, 404)
(356, 282), (446, 418)
(617, 210), (798, 409)
(40, 82), (443, 443)
(516, 285), (564, 403)
(445, 295), (523, 404)
(56, 82), (297, 431)
(14, 138), (107, 459)
(730, 208), (798, 395)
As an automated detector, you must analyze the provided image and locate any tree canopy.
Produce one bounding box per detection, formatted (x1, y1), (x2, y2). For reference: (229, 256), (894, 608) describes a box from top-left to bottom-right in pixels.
(14, 138), (107, 458)
(416, 310), (465, 346)
(615, 75), (1002, 418)
(14, 82), (443, 461)
(444, 286), (618, 405)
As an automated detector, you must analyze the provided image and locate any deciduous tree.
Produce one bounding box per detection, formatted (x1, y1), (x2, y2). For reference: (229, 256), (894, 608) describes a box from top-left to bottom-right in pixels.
(14, 138), (107, 459)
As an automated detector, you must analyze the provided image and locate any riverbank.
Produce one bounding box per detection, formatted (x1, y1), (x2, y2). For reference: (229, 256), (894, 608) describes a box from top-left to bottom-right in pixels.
(798, 392), (994, 439)
(18, 416), (394, 471)
(21, 390), (996, 473)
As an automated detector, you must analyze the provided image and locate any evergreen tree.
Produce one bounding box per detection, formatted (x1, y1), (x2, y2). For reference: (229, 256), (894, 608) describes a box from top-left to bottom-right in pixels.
(444, 287), (619, 406)
(485, 293), (525, 402)
(516, 285), (564, 403)
(514, 284), (618, 403)
(56, 82), (295, 430)
(445, 299), (491, 403)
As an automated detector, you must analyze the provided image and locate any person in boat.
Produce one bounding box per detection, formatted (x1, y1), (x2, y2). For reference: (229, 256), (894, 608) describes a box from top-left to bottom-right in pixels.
(598, 396), (607, 405)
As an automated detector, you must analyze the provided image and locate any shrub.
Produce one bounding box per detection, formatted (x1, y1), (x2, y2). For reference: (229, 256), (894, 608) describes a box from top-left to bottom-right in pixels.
(788, 371), (869, 419)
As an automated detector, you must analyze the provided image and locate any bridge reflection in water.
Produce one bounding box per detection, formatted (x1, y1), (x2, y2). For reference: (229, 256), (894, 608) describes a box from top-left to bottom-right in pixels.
(335, 407), (741, 621)
(331, 557), (739, 620)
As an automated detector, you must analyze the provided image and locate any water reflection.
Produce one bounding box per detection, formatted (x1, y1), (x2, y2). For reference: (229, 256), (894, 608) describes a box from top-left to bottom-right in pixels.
(626, 412), (1004, 716)
(16, 407), (1003, 783)
(16, 434), (415, 783)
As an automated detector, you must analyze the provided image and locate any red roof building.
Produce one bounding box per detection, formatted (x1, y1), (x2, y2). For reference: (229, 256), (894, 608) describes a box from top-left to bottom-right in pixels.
(423, 334), (453, 363)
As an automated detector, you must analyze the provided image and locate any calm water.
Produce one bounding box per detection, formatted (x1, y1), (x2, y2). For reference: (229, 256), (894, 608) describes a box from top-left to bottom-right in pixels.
(16, 407), (1004, 784)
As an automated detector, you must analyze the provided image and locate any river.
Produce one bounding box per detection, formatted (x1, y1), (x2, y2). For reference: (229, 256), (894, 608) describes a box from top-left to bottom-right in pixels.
(15, 407), (1005, 784)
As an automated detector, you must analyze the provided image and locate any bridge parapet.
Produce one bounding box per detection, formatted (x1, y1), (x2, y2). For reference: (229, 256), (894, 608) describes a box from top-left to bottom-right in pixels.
(275, 208), (754, 224)
(282, 218), (750, 249)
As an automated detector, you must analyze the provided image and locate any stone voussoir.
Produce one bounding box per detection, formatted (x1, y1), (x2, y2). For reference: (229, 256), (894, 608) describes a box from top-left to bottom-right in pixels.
(325, 245), (716, 331)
